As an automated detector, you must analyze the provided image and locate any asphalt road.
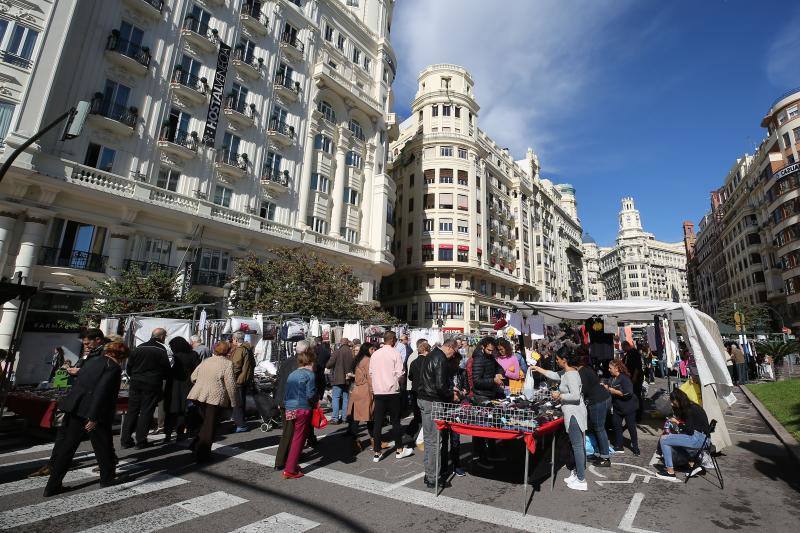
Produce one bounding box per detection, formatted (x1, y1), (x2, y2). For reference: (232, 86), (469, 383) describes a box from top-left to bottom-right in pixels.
(0, 381), (798, 532)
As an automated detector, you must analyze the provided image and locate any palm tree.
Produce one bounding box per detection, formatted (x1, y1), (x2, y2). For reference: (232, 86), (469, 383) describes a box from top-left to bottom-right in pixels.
(754, 340), (800, 366)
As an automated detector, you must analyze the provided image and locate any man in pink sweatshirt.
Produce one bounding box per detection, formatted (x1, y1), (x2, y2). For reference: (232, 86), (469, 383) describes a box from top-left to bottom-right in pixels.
(369, 331), (414, 462)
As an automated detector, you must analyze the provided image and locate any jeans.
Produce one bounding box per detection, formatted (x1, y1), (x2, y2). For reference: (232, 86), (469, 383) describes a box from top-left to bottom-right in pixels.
(611, 409), (639, 452)
(372, 393), (403, 453)
(418, 399), (439, 481)
(285, 409), (311, 474)
(565, 417), (586, 482)
(736, 363), (748, 384)
(660, 430), (706, 469)
(331, 384), (349, 422)
(586, 398), (611, 459)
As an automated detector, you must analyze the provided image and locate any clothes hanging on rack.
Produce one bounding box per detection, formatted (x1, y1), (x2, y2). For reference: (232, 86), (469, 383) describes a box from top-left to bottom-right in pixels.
(99, 318), (120, 338)
(529, 315), (545, 339)
(310, 318), (322, 337)
(198, 309), (207, 335)
(343, 322), (362, 342)
(332, 326), (344, 345)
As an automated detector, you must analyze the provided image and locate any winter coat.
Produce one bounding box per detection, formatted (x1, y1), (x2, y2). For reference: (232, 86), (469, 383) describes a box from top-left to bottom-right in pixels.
(164, 350), (201, 415)
(230, 343), (255, 385)
(470, 348), (502, 401)
(347, 355), (373, 422)
(326, 345), (353, 386)
(126, 339), (170, 391)
(188, 355), (239, 407)
(58, 355), (121, 425)
(417, 348), (451, 402)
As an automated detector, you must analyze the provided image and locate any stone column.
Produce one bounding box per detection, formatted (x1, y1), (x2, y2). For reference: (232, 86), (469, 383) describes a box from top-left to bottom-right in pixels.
(0, 215), (49, 350)
(359, 158), (375, 247)
(105, 230), (130, 277)
(329, 131), (350, 237)
(296, 123), (319, 228)
(0, 211), (20, 278)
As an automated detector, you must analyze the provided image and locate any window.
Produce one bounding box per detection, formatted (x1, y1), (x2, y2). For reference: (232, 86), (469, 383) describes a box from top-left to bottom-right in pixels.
(313, 133), (333, 153)
(407, 222), (413, 235)
(0, 19), (39, 66)
(439, 218), (453, 232)
(221, 131), (242, 164)
(422, 247), (433, 261)
(439, 193), (453, 209)
(424, 193), (435, 209)
(455, 106), (461, 118)
(439, 168), (453, 183)
(476, 200), (481, 213)
(337, 34), (345, 50)
(348, 118), (365, 140)
(789, 105), (799, 120)
(346, 0), (359, 6)
(310, 173), (329, 193)
(363, 56), (371, 72)
(457, 220), (468, 234)
(99, 79), (131, 120)
(423, 219), (434, 232)
(306, 216), (328, 233)
(346, 150), (363, 168)
(477, 223), (481, 237)
(143, 238), (172, 265)
(156, 167), (181, 191)
(424, 169), (435, 184)
(213, 185), (232, 207)
(431, 105), (438, 117)
(179, 53), (202, 83)
(458, 249), (468, 262)
(440, 274), (450, 288)
(237, 36), (256, 64)
(260, 200), (276, 220)
(457, 194), (468, 211)
(343, 186), (360, 205)
(229, 82), (248, 113)
(324, 24), (333, 41)
(276, 62), (294, 87)
(794, 126), (800, 145)
(409, 174), (415, 186)
(341, 227), (358, 243)
(408, 198), (414, 211)
(783, 132), (791, 149)
(163, 107), (191, 144)
(84, 143), (116, 172)
(352, 47), (361, 64)
(406, 248), (412, 264)
(188, 4), (212, 34)
(440, 146), (453, 157)
(0, 101), (13, 144)
(438, 247), (453, 261)
(458, 148), (467, 159)
(442, 105), (451, 116)
(318, 100), (336, 123)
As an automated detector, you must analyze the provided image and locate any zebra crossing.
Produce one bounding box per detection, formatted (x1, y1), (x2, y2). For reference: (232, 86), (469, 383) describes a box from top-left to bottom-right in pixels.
(0, 454), (320, 532)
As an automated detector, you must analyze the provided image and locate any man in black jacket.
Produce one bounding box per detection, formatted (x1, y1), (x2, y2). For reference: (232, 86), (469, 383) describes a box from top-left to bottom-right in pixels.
(120, 328), (171, 449)
(45, 342), (129, 497)
(470, 337), (503, 467)
(417, 338), (458, 488)
(622, 341), (645, 421)
(68, 328), (106, 375)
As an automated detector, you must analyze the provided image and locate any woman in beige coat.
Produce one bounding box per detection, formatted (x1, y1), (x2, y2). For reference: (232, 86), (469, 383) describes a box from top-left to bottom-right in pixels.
(347, 342), (376, 452)
(187, 341), (238, 462)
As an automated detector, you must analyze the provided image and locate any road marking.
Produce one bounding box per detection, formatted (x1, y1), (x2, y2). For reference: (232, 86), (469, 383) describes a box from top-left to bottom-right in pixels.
(0, 451), (94, 473)
(587, 465), (606, 478)
(591, 463), (680, 486)
(0, 473), (188, 530)
(228, 512), (320, 532)
(618, 493), (659, 533)
(382, 472), (426, 491)
(0, 459), (135, 497)
(728, 430), (771, 437)
(0, 433), (166, 460)
(78, 491), (247, 533)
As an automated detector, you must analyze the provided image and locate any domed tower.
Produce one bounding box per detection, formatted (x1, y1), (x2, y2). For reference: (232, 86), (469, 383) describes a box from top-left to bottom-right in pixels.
(413, 64), (480, 137)
(618, 197), (644, 239)
(555, 183), (578, 222)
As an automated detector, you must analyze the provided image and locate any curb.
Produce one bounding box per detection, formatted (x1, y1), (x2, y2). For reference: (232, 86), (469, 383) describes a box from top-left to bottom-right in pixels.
(739, 385), (800, 466)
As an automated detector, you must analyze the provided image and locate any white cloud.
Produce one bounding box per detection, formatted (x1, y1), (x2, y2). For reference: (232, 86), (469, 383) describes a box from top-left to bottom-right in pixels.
(391, 0), (636, 164)
(765, 6), (800, 90)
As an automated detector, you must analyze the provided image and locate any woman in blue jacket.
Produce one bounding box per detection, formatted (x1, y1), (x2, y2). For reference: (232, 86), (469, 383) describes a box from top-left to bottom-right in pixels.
(281, 342), (317, 479)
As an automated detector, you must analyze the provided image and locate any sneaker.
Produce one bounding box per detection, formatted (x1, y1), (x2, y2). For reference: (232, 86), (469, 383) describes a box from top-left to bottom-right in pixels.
(686, 465), (705, 479)
(395, 448), (414, 460)
(632, 449), (641, 457)
(566, 478), (588, 491)
(454, 467), (466, 477)
(373, 452), (383, 463)
(594, 458), (611, 468)
(563, 470), (577, 484)
(234, 426), (250, 433)
(655, 465), (676, 479)
(611, 447), (625, 455)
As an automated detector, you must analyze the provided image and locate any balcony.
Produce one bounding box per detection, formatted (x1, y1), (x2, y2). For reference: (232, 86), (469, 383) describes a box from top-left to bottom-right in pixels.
(312, 61), (382, 118)
(267, 118), (295, 146)
(37, 247), (108, 273)
(223, 97), (256, 128)
(104, 32), (151, 75)
(261, 168), (290, 193)
(170, 68), (208, 105)
(123, 0), (163, 19)
(215, 151), (248, 179)
(193, 269), (228, 287)
(0, 50), (32, 69)
(231, 48), (263, 80)
(240, 3), (269, 35)
(125, 259), (176, 276)
(280, 32), (304, 61)
(273, 74), (301, 102)
(158, 128), (199, 160)
(88, 94), (137, 135)
(181, 17), (218, 53)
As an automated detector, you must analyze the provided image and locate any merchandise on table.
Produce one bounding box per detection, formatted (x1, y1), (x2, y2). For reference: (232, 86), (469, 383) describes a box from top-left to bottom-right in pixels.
(432, 396), (562, 433)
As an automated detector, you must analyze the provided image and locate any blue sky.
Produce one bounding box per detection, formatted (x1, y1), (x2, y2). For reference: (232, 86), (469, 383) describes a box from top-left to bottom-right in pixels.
(391, 0), (800, 247)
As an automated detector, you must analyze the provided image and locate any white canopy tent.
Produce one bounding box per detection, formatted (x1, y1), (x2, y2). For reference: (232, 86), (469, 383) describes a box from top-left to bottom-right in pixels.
(514, 300), (734, 450)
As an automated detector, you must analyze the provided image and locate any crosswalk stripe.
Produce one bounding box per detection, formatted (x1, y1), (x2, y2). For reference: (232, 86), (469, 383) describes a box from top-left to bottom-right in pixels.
(0, 433), (167, 459)
(0, 459), (136, 497)
(229, 512), (320, 533)
(0, 451), (94, 473)
(0, 473), (188, 530)
(79, 491), (248, 533)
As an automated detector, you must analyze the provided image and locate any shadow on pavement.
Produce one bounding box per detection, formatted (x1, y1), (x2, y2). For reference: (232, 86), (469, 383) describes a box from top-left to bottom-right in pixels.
(736, 439), (800, 491)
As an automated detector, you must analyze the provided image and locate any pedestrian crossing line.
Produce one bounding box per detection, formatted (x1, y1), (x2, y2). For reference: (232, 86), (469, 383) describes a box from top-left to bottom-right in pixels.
(78, 491), (248, 533)
(228, 512), (320, 533)
(0, 433), (167, 460)
(0, 451), (94, 473)
(0, 459), (136, 498)
(0, 473), (188, 530)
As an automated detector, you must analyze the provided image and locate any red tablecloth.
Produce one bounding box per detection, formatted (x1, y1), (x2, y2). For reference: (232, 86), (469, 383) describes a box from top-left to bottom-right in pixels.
(435, 417), (564, 454)
(5, 391), (130, 429)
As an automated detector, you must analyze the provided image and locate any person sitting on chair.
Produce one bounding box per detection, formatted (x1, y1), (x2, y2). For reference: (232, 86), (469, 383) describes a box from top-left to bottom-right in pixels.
(656, 388), (710, 478)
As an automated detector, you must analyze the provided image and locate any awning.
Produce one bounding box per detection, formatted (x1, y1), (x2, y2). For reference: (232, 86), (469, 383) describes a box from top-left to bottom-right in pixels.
(422, 244), (434, 250)
(457, 245), (469, 251)
(439, 244), (453, 249)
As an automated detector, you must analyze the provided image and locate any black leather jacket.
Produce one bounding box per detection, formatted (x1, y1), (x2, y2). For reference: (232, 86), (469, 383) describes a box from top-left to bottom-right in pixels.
(417, 348), (451, 402)
(470, 348), (501, 401)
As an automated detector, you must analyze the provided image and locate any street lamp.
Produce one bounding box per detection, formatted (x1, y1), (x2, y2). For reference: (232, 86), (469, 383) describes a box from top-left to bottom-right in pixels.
(239, 274), (250, 294)
(222, 282), (233, 317)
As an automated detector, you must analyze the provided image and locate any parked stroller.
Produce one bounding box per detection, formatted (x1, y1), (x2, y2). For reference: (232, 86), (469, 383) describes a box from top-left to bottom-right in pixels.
(254, 364), (281, 432)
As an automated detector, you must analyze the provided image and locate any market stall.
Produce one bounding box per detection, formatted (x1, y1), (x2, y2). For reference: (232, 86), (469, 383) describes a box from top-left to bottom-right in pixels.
(513, 299), (735, 451)
(4, 389), (129, 429)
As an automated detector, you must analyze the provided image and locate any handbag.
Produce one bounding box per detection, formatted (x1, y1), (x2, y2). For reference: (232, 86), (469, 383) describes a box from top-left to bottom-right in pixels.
(311, 403), (328, 429)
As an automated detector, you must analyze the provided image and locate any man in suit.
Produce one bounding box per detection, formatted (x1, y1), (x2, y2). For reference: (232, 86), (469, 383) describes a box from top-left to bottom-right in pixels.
(120, 328), (171, 449)
(45, 342), (129, 497)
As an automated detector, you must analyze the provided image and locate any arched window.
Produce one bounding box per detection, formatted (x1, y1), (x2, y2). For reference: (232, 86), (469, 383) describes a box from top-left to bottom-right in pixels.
(317, 100), (336, 123)
(348, 118), (365, 141)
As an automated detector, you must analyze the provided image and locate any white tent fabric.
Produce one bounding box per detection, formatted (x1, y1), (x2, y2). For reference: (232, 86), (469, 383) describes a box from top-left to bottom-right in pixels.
(515, 300), (734, 450)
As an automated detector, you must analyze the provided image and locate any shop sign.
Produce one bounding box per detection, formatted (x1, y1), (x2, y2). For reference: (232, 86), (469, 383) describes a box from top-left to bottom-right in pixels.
(202, 42), (232, 146)
(775, 162), (800, 180)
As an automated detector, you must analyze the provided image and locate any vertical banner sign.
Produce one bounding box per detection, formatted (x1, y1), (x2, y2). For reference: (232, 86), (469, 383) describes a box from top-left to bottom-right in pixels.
(203, 42), (232, 146)
(181, 262), (194, 300)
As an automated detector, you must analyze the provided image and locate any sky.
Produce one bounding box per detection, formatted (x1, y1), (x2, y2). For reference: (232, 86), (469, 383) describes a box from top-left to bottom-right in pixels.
(390, 0), (800, 247)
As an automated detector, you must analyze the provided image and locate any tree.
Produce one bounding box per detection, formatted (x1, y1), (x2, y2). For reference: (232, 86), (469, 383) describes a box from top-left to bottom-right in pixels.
(229, 249), (396, 324)
(715, 299), (772, 333)
(72, 266), (203, 327)
(753, 340), (799, 366)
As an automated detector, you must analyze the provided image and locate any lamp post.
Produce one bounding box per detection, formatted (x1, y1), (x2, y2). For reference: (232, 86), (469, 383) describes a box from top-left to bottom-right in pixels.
(222, 282), (233, 317)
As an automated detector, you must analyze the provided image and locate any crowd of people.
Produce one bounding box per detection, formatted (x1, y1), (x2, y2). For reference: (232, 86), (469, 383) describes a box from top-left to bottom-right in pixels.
(38, 325), (713, 497)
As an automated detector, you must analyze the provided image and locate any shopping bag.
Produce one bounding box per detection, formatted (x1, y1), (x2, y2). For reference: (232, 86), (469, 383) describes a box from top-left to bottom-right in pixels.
(585, 433), (598, 456)
(522, 367), (536, 399)
(311, 404), (328, 429)
(679, 379), (702, 405)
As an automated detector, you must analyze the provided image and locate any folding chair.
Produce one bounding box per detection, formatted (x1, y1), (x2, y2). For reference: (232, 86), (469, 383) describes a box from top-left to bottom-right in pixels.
(685, 419), (723, 489)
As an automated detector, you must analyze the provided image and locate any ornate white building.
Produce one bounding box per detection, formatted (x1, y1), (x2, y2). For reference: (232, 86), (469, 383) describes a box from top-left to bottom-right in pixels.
(600, 197), (689, 302)
(0, 0), (399, 351)
(380, 64), (583, 333)
(581, 233), (604, 301)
